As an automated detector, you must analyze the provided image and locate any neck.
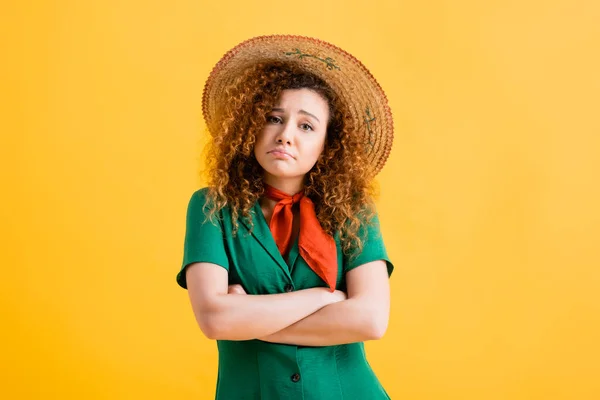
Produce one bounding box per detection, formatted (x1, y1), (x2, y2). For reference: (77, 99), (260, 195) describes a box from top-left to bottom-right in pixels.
(262, 173), (305, 196)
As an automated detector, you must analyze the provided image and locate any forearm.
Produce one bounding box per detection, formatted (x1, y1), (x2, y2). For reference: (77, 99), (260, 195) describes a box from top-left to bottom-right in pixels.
(258, 298), (384, 346)
(200, 288), (336, 341)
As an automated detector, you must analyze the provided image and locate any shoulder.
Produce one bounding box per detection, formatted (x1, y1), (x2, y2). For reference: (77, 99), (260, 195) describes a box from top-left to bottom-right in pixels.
(340, 202), (380, 229)
(186, 187), (239, 223)
(185, 187), (219, 218)
(187, 187), (217, 208)
(189, 186), (210, 201)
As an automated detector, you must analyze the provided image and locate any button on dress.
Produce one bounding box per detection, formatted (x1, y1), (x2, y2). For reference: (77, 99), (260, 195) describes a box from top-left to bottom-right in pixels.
(177, 188), (395, 400)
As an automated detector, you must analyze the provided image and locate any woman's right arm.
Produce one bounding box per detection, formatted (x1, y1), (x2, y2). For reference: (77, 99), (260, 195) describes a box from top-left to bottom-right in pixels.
(185, 261), (346, 341)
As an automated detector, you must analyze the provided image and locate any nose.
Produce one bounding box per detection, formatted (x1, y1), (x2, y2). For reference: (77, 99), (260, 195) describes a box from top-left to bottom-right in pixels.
(275, 119), (295, 145)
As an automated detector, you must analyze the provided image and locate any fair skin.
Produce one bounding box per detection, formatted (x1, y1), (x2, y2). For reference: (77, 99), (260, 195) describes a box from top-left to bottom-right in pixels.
(254, 87), (329, 195)
(185, 88), (391, 346)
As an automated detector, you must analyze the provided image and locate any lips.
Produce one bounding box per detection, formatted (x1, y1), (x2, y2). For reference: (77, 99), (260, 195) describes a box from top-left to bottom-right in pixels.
(268, 149), (294, 159)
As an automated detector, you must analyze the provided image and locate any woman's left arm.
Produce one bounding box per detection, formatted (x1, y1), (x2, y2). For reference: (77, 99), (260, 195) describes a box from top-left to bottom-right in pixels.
(256, 260), (391, 346)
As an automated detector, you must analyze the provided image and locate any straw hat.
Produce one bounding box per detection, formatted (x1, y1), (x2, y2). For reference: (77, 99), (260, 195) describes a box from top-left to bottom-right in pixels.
(202, 34), (394, 177)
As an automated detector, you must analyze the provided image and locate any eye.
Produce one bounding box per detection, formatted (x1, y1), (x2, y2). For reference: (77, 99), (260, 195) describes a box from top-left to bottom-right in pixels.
(266, 115), (282, 124)
(300, 123), (313, 132)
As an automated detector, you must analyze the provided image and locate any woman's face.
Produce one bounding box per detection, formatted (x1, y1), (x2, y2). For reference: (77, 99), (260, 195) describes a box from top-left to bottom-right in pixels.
(254, 88), (330, 188)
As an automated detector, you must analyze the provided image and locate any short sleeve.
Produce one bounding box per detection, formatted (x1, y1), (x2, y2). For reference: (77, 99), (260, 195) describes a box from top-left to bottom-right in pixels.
(343, 211), (394, 278)
(176, 188), (230, 289)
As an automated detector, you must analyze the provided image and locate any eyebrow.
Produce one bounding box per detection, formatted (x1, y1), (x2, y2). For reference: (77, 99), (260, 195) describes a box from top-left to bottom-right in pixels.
(270, 108), (320, 123)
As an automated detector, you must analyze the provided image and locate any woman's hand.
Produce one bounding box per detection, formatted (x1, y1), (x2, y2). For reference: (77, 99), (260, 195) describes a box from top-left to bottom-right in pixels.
(331, 289), (347, 303)
(228, 284), (247, 295)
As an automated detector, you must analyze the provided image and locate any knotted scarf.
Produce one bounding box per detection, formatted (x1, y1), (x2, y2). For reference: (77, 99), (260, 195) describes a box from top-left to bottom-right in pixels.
(263, 183), (337, 292)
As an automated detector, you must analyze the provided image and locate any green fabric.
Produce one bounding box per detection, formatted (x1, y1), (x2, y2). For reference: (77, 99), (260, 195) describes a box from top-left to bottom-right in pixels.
(177, 188), (394, 400)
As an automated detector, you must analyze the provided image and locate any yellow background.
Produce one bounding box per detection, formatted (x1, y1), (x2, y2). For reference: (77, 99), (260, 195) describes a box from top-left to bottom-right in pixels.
(2, 0), (599, 398)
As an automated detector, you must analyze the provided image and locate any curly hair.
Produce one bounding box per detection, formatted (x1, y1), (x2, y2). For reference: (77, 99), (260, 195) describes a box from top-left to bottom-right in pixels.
(202, 60), (378, 256)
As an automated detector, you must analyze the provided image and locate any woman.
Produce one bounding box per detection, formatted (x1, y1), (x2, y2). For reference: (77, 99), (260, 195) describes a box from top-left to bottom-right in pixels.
(176, 35), (395, 399)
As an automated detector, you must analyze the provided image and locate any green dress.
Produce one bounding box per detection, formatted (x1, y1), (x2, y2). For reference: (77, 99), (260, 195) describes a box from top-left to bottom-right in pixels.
(176, 188), (394, 400)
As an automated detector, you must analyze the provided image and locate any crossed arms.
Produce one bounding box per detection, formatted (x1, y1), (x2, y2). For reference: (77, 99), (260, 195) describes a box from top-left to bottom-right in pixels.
(184, 260), (391, 347)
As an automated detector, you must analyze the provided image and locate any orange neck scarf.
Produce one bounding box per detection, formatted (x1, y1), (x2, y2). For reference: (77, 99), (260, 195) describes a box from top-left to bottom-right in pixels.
(263, 183), (337, 292)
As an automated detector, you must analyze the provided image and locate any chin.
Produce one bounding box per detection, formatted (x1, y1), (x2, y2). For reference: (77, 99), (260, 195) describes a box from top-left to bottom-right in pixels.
(263, 169), (297, 179)
(256, 156), (316, 179)
(260, 165), (306, 180)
